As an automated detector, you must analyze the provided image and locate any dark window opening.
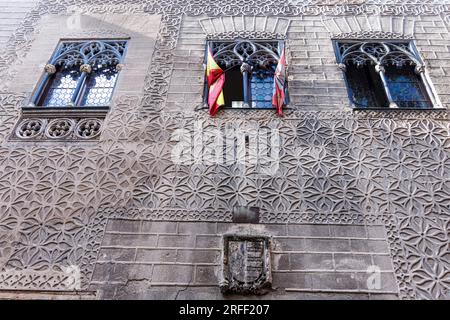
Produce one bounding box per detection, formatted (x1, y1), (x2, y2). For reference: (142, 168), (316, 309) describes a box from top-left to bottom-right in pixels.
(223, 66), (244, 108)
(345, 63), (388, 108)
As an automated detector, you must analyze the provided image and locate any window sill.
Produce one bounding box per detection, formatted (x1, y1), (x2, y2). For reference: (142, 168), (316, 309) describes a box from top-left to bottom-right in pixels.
(21, 105), (109, 118)
(197, 106), (291, 111)
(10, 106), (109, 142)
(352, 107), (446, 111)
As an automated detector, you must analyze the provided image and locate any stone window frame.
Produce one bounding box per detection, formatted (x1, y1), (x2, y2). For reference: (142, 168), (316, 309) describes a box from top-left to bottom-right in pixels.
(333, 38), (443, 110)
(11, 38), (129, 142)
(202, 37), (289, 110)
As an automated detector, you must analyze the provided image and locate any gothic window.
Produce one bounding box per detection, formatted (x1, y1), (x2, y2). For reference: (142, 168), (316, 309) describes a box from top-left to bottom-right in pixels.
(334, 40), (441, 109)
(205, 40), (288, 110)
(31, 40), (127, 108)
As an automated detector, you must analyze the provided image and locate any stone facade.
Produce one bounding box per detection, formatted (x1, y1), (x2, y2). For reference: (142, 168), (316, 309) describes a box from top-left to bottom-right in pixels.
(0, 0), (449, 300)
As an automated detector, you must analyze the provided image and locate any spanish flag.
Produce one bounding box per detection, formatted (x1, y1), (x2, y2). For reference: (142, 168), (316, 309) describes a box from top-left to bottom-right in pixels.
(272, 44), (286, 116)
(206, 44), (225, 116)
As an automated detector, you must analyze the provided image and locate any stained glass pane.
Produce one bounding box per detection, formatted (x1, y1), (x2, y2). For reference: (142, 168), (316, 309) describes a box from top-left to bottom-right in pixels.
(250, 67), (274, 109)
(385, 65), (432, 108)
(80, 67), (118, 106)
(41, 69), (80, 107)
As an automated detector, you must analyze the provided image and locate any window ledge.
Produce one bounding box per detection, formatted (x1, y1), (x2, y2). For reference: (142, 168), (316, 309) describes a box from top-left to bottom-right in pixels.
(21, 106), (109, 118)
(352, 107), (446, 111)
(10, 106), (109, 142)
(196, 106), (291, 111)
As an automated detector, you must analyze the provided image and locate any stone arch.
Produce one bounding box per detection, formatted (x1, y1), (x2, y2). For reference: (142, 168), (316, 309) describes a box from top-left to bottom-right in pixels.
(199, 16), (291, 38)
(321, 15), (417, 39)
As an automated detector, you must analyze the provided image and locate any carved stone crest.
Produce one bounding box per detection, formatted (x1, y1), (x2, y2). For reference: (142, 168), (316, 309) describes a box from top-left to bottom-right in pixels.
(220, 235), (272, 295)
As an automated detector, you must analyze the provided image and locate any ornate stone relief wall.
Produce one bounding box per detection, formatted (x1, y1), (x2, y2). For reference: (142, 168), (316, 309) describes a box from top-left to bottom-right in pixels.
(0, 0), (448, 299)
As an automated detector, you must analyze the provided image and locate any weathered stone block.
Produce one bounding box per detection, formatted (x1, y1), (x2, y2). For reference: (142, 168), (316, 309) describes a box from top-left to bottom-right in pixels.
(272, 272), (311, 290)
(290, 253), (334, 270)
(287, 224), (330, 237)
(176, 249), (220, 264)
(102, 234), (158, 247)
(158, 235), (196, 248)
(98, 248), (136, 262)
(310, 272), (358, 291)
(140, 221), (177, 234)
(195, 235), (221, 249)
(152, 265), (194, 283)
(107, 219), (140, 233)
(195, 265), (218, 284)
(135, 249), (177, 263)
(178, 222), (217, 235)
(334, 253), (372, 271)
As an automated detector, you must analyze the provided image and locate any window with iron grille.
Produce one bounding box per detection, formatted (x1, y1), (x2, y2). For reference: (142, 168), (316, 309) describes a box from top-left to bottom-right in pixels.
(334, 40), (441, 109)
(204, 39), (288, 110)
(30, 39), (128, 108)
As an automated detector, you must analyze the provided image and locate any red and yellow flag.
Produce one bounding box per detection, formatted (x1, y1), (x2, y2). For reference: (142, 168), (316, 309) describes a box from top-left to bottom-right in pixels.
(272, 45), (286, 116)
(206, 45), (225, 116)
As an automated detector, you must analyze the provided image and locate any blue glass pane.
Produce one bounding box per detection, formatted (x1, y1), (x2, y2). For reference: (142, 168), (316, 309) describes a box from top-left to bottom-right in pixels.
(385, 65), (432, 108)
(81, 67), (117, 106)
(250, 67), (274, 109)
(42, 69), (80, 106)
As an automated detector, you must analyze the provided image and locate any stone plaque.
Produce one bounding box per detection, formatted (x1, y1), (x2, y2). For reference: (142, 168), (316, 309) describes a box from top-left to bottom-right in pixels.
(220, 235), (271, 295)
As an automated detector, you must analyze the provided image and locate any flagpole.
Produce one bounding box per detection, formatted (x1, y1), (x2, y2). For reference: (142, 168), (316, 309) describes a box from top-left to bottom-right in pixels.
(203, 41), (210, 108)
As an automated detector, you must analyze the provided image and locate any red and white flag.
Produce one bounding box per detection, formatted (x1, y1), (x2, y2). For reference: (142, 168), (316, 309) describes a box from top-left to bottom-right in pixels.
(206, 44), (225, 116)
(272, 45), (286, 116)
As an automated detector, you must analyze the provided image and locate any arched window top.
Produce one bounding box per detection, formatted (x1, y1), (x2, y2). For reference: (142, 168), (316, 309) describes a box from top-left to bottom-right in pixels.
(51, 40), (127, 70)
(210, 39), (281, 68)
(337, 41), (421, 68)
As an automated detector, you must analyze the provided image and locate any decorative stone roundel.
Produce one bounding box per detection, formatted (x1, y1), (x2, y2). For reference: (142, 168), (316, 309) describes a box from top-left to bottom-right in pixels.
(75, 118), (102, 139)
(12, 117), (103, 141)
(15, 118), (46, 139)
(45, 118), (75, 139)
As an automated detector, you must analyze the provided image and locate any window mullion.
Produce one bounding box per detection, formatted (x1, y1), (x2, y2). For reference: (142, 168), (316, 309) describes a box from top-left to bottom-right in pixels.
(240, 62), (251, 107)
(71, 71), (88, 107)
(375, 63), (398, 108)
